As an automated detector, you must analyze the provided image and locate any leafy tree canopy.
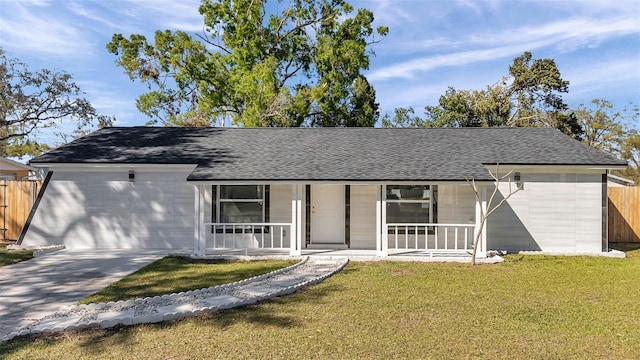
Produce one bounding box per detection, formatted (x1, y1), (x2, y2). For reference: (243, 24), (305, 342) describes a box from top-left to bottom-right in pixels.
(381, 52), (582, 139)
(619, 130), (640, 183)
(575, 99), (625, 153)
(0, 48), (114, 158)
(107, 0), (388, 127)
(574, 99), (639, 183)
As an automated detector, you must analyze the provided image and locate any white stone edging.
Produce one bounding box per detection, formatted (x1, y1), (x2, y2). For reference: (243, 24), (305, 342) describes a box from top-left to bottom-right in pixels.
(6, 244), (66, 257)
(1, 257), (348, 342)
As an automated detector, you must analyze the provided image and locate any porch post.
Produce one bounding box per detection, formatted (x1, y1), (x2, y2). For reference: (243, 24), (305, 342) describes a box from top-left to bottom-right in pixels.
(381, 185), (388, 257)
(193, 184), (206, 256)
(290, 184), (297, 255)
(296, 184), (303, 254)
(376, 185), (382, 256)
(474, 185), (488, 258)
(296, 184), (305, 255)
(290, 184), (302, 256)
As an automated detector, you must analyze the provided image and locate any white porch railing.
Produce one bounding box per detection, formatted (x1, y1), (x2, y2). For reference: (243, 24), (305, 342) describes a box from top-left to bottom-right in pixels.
(386, 223), (475, 253)
(204, 222), (291, 251)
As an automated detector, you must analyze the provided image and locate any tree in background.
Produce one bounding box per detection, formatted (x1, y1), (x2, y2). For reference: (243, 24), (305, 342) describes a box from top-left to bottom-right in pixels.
(107, 0), (387, 127)
(0, 48), (114, 158)
(573, 99), (639, 183)
(381, 52), (582, 139)
(379, 107), (427, 128)
(619, 130), (639, 183)
(574, 99), (626, 153)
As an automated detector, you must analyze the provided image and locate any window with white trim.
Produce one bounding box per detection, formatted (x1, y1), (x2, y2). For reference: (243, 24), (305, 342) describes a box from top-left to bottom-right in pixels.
(213, 185), (268, 223)
(386, 185), (437, 225)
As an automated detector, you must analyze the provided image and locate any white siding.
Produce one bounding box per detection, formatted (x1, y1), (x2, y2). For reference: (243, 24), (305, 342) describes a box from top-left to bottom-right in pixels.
(22, 168), (195, 249)
(130, 172), (194, 248)
(23, 172), (91, 247)
(23, 170), (606, 253)
(437, 184), (476, 224)
(86, 172), (131, 248)
(488, 172), (604, 252)
(350, 185), (377, 249)
(269, 184), (292, 247)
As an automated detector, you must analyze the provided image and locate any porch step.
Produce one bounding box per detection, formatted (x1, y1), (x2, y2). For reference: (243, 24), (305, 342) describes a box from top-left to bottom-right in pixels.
(306, 243), (348, 250)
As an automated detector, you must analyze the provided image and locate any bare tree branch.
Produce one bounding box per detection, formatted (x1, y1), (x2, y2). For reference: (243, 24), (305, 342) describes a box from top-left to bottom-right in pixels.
(466, 164), (523, 265)
(1, 48), (115, 157)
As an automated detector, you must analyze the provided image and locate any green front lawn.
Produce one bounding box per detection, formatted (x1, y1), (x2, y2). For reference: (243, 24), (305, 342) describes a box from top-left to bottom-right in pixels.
(2, 249), (639, 359)
(81, 256), (297, 304)
(0, 248), (33, 266)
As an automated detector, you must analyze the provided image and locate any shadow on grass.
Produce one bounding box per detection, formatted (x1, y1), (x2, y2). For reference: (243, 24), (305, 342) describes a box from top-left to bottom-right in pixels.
(69, 281), (346, 356)
(609, 242), (640, 258)
(609, 242), (640, 252)
(214, 282), (346, 329)
(80, 257), (297, 303)
(0, 261), (350, 358)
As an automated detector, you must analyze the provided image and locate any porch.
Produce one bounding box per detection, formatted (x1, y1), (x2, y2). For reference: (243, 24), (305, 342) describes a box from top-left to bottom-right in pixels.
(192, 183), (489, 258)
(197, 247), (472, 258)
(192, 248), (503, 263)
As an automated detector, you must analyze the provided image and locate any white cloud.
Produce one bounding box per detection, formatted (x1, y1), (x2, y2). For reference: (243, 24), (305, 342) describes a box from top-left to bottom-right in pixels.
(565, 58), (640, 96)
(364, 0), (420, 26)
(368, 41), (549, 81)
(75, 79), (145, 124)
(393, 15), (639, 53)
(0, 1), (91, 57)
(111, 0), (203, 33)
(68, 2), (129, 32)
(528, 17), (639, 53)
(369, 12), (639, 81)
(14, 0), (50, 6)
(454, 0), (484, 16)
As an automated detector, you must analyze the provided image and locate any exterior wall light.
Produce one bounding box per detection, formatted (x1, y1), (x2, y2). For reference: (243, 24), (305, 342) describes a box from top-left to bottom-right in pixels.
(514, 172), (524, 190)
(129, 170), (135, 183)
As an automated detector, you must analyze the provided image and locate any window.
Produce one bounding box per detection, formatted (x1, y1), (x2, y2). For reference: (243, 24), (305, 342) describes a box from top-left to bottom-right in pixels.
(215, 185), (267, 223)
(212, 185), (270, 233)
(386, 185), (437, 228)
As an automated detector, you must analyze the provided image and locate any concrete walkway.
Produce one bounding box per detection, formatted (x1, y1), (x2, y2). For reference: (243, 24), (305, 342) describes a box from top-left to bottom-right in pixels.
(2, 256), (348, 342)
(0, 249), (169, 340)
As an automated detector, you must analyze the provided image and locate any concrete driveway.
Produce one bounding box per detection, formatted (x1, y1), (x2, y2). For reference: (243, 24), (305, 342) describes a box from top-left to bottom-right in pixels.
(0, 249), (170, 339)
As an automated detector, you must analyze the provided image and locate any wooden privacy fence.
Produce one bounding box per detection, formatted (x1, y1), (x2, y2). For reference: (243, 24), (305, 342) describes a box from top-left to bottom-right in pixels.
(608, 187), (640, 243)
(0, 180), (42, 241)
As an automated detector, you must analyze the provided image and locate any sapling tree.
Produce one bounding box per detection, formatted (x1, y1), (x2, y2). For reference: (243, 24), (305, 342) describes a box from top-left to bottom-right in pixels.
(466, 164), (523, 265)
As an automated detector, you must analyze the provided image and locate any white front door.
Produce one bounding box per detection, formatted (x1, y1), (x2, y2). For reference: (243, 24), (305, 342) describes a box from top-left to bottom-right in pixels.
(311, 184), (344, 244)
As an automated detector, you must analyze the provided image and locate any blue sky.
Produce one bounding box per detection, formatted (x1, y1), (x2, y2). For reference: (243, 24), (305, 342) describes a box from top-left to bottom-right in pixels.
(1, 0), (639, 132)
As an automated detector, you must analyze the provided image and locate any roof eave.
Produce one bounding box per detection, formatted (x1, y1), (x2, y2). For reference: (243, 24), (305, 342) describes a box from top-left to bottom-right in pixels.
(481, 163), (627, 170)
(185, 178), (493, 184)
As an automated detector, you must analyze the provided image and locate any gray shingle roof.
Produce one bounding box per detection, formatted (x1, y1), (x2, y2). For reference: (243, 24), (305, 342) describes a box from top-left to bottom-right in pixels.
(30, 127), (626, 181)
